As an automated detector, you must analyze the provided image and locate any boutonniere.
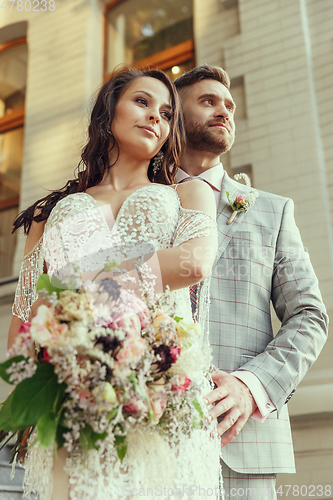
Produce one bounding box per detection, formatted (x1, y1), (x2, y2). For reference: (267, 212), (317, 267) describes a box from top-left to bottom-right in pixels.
(226, 173), (258, 224)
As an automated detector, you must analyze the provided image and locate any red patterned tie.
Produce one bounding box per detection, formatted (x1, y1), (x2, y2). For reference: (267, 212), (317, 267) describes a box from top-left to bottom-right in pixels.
(189, 283), (198, 318)
(177, 176), (204, 320)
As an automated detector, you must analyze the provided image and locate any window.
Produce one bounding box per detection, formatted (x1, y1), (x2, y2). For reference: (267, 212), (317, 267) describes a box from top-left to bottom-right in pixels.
(0, 38), (27, 279)
(105, 0), (194, 80)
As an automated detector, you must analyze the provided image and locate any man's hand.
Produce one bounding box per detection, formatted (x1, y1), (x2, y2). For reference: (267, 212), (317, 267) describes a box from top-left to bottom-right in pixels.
(204, 370), (257, 447)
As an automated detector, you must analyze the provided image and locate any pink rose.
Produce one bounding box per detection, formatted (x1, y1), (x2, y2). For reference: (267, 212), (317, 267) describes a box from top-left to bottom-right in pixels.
(40, 347), (52, 364)
(78, 388), (92, 400)
(108, 315), (141, 337)
(137, 308), (151, 330)
(237, 195), (245, 203)
(78, 388), (94, 406)
(30, 305), (68, 346)
(170, 347), (181, 362)
(30, 305), (55, 346)
(123, 395), (149, 416)
(116, 337), (147, 363)
(148, 383), (168, 422)
(152, 310), (177, 341)
(18, 322), (31, 333)
(172, 376), (191, 394)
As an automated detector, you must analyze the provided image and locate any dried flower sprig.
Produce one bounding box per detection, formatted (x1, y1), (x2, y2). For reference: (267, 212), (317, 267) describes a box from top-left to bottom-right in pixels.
(226, 173), (258, 224)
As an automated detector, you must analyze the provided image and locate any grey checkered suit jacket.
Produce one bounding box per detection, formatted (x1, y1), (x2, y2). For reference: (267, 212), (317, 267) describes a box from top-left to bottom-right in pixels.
(209, 173), (328, 474)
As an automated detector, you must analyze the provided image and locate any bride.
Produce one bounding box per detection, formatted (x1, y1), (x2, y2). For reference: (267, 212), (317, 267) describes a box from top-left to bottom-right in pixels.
(8, 68), (221, 500)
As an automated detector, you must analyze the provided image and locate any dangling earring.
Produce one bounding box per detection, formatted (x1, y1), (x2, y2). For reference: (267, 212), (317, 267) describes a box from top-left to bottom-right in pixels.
(152, 150), (164, 176)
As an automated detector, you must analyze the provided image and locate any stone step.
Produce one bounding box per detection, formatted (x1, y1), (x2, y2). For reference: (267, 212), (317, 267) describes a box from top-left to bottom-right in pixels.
(0, 484), (23, 492)
(0, 444), (13, 463)
(0, 461), (25, 485)
(0, 444), (24, 500)
(0, 488), (23, 500)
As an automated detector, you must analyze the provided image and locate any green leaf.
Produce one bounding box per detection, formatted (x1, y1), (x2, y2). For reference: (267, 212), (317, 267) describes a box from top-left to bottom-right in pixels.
(0, 391), (18, 431)
(79, 424), (107, 451)
(129, 374), (147, 400)
(128, 374), (154, 421)
(0, 356), (27, 384)
(55, 409), (67, 449)
(11, 364), (66, 428)
(0, 430), (16, 451)
(191, 398), (204, 419)
(0, 428), (9, 442)
(53, 383), (67, 414)
(37, 274), (67, 298)
(37, 412), (57, 449)
(192, 415), (203, 429)
(225, 191), (231, 204)
(107, 407), (118, 421)
(114, 435), (127, 461)
(93, 429), (107, 445)
(58, 408), (67, 428)
(55, 425), (66, 449)
(79, 424), (95, 451)
(173, 316), (183, 323)
(103, 260), (120, 272)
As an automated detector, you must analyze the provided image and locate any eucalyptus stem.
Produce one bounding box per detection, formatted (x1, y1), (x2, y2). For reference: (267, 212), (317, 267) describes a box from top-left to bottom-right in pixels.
(0, 430), (18, 451)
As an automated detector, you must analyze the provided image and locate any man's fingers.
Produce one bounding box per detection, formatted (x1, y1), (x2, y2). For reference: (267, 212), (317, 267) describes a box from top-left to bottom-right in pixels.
(219, 415), (247, 448)
(206, 396), (234, 421)
(216, 408), (240, 436)
(204, 386), (229, 406)
(210, 370), (228, 385)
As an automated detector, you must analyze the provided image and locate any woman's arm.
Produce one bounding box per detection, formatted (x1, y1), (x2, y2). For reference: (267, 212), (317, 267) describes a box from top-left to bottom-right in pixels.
(157, 179), (218, 290)
(8, 220), (46, 350)
(106, 180), (218, 293)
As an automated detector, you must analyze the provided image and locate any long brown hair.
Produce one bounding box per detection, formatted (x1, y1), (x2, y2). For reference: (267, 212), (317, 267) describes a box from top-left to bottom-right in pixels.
(13, 67), (185, 234)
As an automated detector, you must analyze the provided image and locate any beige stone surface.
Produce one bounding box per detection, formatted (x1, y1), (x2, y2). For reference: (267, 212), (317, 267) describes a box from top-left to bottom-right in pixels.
(277, 415), (333, 499)
(0, 0), (104, 276)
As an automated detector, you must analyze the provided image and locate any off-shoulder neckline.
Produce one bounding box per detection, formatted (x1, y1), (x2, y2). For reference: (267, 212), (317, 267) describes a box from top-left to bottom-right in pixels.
(23, 184), (216, 261)
(74, 185), (216, 224)
(75, 184), (179, 221)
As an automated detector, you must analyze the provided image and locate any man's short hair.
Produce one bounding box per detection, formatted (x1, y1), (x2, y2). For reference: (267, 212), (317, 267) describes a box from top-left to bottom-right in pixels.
(174, 64), (230, 91)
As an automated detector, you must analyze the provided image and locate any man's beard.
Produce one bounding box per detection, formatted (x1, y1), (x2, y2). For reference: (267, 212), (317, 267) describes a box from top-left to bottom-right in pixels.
(185, 120), (235, 155)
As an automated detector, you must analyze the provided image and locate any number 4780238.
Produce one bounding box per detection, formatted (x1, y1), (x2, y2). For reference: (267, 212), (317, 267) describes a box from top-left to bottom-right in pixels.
(0, 0), (55, 11)
(276, 484), (332, 497)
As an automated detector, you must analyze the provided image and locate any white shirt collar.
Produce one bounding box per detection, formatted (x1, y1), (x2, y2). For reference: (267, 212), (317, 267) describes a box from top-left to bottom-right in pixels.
(176, 163), (224, 192)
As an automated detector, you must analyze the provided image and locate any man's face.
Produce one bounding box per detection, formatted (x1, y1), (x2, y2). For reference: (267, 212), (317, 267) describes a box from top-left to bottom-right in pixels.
(180, 79), (236, 155)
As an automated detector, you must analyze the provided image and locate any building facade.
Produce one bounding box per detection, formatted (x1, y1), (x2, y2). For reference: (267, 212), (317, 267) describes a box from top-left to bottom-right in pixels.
(0, 0), (332, 495)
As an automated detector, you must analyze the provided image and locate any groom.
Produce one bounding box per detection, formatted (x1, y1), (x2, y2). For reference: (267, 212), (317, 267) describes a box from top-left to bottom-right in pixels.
(174, 65), (328, 499)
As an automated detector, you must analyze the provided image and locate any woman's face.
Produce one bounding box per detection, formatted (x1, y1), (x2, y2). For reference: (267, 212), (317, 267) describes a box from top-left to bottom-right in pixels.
(111, 76), (172, 161)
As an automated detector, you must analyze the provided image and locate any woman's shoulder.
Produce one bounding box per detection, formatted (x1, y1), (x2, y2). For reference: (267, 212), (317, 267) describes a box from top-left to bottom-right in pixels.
(175, 178), (212, 197)
(148, 181), (212, 205)
(173, 179), (216, 218)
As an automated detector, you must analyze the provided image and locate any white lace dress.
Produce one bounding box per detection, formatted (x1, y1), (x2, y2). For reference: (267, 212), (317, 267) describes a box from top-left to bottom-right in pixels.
(13, 184), (222, 500)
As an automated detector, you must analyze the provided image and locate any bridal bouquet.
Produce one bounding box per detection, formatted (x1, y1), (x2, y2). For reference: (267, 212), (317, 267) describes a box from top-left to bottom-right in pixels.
(0, 263), (207, 464)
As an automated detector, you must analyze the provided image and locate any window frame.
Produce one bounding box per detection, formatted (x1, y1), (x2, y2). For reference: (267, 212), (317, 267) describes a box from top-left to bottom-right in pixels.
(0, 37), (26, 211)
(103, 0), (195, 80)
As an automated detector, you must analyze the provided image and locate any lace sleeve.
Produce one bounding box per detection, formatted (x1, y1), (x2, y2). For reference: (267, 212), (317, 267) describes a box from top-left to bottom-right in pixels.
(172, 207), (217, 247)
(171, 207), (217, 345)
(12, 237), (44, 323)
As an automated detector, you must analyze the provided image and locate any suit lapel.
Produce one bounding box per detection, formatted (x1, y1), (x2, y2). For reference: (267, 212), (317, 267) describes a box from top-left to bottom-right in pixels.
(214, 173), (248, 264)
